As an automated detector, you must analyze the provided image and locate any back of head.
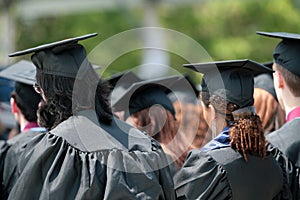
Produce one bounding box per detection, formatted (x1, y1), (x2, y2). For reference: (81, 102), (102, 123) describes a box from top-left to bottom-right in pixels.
(185, 59), (272, 160)
(32, 43), (112, 130)
(12, 82), (41, 122)
(257, 31), (300, 97)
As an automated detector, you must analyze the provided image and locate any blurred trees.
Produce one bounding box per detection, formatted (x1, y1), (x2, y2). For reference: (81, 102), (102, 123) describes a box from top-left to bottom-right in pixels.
(8, 0), (300, 79)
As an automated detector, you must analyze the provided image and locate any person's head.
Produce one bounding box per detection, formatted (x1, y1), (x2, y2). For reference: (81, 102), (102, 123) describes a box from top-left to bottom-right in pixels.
(10, 82), (41, 124)
(272, 63), (300, 110)
(184, 59), (272, 160)
(168, 76), (210, 149)
(121, 85), (177, 140)
(9, 33), (112, 130)
(257, 31), (300, 111)
(0, 60), (42, 131)
(112, 75), (189, 168)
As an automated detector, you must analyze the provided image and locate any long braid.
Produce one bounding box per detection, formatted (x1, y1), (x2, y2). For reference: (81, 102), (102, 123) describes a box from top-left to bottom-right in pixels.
(229, 115), (266, 161)
(203, 92), (266, 161)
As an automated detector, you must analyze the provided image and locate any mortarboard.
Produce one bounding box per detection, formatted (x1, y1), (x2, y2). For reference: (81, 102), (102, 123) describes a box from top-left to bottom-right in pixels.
(106, 71), (142, 89)
(167, 75), (200, 104)
(112, 75), (180, 119)
(256, 31), (300, 78)
(0, 60), (36, 85)
(106, 71), (142, 107)
(0, 60), (41, 126)
(184, 59), (273, 108)
(8, 33), (98, 79)
(254, 61), (277, 101)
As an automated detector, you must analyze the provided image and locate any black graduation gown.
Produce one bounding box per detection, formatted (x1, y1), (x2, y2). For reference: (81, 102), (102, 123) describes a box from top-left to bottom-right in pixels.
(174, 147), (291, 200)
(266, 118), (300, 199)
(0, 128), (45, 199)
(7, 110), (175, 200)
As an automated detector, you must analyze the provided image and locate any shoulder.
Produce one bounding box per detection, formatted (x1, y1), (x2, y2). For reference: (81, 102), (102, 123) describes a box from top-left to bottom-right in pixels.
(48, 115), (158, 153)
(267, 119), (300, 166)
(11, 126), (175, 200)
(174, 149), (232, 200)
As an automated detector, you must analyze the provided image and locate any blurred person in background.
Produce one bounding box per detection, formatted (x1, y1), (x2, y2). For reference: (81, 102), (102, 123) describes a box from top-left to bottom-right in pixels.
(0, 60), (45, 199)
(112, 74), (190, 174)
(253, 61), (285, 134)
(0, 77), (15, 140)
(168, 76), (210, 150)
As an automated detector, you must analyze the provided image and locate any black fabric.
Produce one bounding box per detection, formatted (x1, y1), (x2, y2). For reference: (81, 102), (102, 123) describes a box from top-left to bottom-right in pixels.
(8, 110), (175, 200)
(267, 142), (299, 200)
(167, 76), (199, 104)
(31, 43), (92, 79)
(266, 118), (300, 199)
(127, 87), (176, 119)
(256, 31), (300, 78)
(112, 75), (179, 117)
(174, 148), (291, 200)
(106, 71), (142, 108)
(209, 147), (289, 200)
(267, 118), (300, 167)
(184, 59), (273, 108)
(0, 60), (36, 85)
(8, 33), (97, 57)
(273, 40), (300, 78)
(0, 130), (44, 199)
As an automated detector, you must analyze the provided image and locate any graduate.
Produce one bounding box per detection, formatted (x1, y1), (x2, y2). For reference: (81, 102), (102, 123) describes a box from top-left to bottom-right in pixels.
(257, 31), (300, 199)
(253, 61), (285, 134)
(7, 33), (175, 200)
(111, 73), (189, 173)
(0, 60), (45, 199)
(174, 59), (291, 199)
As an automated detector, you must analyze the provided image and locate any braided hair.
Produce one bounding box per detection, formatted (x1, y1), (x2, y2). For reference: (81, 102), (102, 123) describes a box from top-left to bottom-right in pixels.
(200, 91), (266, 161)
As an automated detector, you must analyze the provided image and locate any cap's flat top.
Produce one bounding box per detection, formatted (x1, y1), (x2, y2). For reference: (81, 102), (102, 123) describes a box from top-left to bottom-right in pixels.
(256, 31), (300, 40)
(9, 33), (98, 57)
(183, 59), (273, 75)
(0, 60), (36, 85)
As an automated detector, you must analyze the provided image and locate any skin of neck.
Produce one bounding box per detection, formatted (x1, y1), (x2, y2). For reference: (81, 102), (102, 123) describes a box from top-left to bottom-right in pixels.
(273, 64), (300, 115)
(201, 101), (227, 138)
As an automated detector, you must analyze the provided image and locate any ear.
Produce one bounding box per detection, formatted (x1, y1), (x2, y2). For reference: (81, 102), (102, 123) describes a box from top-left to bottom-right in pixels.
(208, 104), (217, 120)
(10, 97), (19, 113)
(275, 71), (284, 89)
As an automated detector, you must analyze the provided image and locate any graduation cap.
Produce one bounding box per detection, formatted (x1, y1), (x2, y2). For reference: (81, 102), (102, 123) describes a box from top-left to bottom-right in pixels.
(0, 60), (36, 85)
(112, 75), (180, 119)
(254, 61), (277, 101)
(8, 33), (98, 79)
(184, 59), (273, 108)
(106, 71), (142, 89)
(106, 71), (142, 106)
(0, 60), (41, 126)
(256, 31), (300, 78)
(167, 75), (199, 104)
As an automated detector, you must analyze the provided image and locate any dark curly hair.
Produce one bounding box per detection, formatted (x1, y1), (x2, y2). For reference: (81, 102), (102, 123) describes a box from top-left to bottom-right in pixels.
(200, 91), (266, 161)
(36, 64), (112, 130)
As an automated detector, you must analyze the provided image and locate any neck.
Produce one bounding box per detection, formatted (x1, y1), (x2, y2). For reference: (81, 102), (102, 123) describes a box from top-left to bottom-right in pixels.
(19, 117), (29, 132)
(281, 94), (300, 115)
(212, 113), (227, 137)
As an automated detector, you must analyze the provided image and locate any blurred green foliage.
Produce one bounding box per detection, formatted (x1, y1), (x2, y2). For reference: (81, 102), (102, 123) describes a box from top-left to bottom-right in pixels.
(10, 0), (300, 82)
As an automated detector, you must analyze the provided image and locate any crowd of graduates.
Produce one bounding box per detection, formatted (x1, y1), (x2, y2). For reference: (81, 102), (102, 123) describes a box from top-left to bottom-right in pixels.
(0, 30), (299, 199)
